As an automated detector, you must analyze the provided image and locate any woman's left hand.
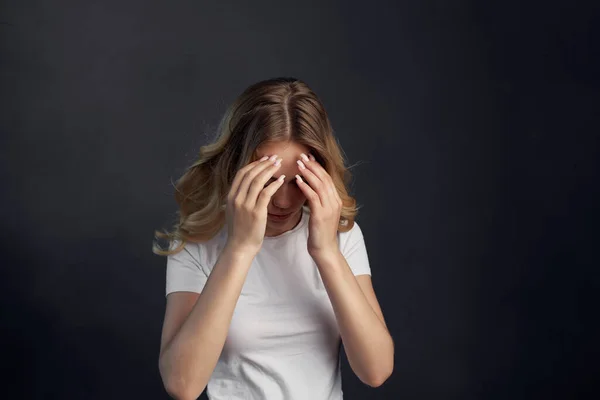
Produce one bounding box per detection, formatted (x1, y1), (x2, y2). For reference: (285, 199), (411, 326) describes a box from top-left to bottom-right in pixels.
(295, 153), (342, 259)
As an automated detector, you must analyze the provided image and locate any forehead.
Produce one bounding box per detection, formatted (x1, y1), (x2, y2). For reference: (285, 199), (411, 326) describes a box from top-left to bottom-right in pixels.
(256, 141), (310, 158)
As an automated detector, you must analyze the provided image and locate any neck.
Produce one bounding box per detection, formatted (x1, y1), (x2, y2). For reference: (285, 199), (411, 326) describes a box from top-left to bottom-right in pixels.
(265, 210), (303, 237)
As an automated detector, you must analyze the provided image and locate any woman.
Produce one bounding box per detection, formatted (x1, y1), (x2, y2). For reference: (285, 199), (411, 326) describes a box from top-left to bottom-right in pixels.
(153, 77), (394, 400)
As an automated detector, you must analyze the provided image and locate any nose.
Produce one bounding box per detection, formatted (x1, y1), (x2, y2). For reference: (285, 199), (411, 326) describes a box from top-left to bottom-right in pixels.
(271, 184), (292, 209)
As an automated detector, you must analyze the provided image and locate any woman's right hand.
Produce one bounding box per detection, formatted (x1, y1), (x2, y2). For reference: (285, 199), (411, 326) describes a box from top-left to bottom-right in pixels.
(225, 155), (285, 256)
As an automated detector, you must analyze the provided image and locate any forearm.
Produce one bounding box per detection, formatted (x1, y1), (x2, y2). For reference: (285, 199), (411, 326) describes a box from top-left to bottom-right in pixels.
(314, 251), (394, 387)
(160, 245), (255, 399)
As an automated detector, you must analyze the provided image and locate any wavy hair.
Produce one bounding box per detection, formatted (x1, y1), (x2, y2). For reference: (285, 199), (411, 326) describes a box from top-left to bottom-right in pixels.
(153, 77), (359, 256)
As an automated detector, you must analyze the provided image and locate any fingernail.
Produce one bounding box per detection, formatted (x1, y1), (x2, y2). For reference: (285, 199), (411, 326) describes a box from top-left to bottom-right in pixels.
(269, 155), (278, 162)
(300, 153), (310, 162)
(309, 154), (315, 161)
(295, 174), (303, 183)
(259, 156), (269, 162)
(297, 160), (306, 169)
(275, 158), (282, 167)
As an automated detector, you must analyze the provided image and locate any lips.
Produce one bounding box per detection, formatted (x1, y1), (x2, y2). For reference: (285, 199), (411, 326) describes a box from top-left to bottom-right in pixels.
(268, 211), (293, 221)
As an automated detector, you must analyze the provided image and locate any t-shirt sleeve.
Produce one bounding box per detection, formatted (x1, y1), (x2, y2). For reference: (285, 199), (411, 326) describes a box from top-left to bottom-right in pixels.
(165, 240), (209, 296)
(340, 221), (372, 276)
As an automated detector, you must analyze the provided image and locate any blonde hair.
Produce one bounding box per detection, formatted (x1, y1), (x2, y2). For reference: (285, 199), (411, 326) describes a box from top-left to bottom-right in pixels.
(153, 77), (359, 256)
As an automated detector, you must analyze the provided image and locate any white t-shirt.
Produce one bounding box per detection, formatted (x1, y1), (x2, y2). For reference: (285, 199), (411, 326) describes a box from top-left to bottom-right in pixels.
(165, 208), (372, 400)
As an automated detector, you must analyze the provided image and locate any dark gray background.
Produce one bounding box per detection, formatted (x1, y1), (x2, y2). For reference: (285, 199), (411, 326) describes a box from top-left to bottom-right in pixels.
(1, 1), (599, 399)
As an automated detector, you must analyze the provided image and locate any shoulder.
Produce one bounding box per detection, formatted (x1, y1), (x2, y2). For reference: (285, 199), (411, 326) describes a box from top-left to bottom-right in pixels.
(338, 219), (365, 239)
(338, 219), (367, 253)
(168, 230), (227, 270)
(338, 219), (372, 275)
(166, 240), (202, 269)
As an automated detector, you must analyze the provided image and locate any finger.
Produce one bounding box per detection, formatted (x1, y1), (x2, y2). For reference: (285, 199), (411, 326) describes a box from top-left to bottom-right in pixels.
(235, 155), (279, 203)
(301, 153), (332, 186)
(295, 174), (321, 208)
(255, 175), (286, 210)
(246, 160), (283, 208)
(305, 153), (339, 205)
(229, 155), (271, 201)
(296, 159), (327, 208)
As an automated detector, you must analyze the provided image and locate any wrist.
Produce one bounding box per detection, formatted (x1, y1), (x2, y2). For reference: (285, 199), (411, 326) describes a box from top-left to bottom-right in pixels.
(309, 247), (341, 264)
(223, 241), (259, 261)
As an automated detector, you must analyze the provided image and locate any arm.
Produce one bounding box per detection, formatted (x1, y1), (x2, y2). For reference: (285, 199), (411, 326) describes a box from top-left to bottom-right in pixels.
(159, 154), (285, 399)
(314, 250), (394, 387)
(159, 245), (254, 400)
(292, 153), (394, 386)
